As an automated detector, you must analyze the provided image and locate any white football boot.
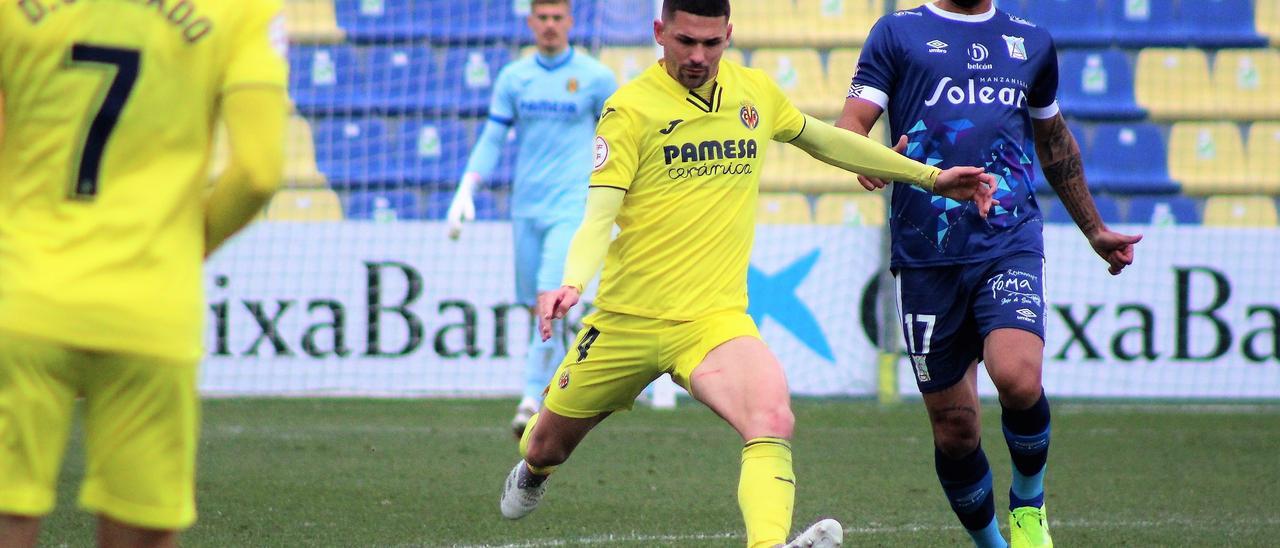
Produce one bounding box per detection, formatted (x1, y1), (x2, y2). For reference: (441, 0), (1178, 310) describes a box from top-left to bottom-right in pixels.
(783, 518), (844, 548)
(499, 460), (547, 520)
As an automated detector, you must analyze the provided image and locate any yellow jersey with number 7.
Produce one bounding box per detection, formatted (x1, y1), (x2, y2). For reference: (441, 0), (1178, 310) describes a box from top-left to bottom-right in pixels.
(0, 0), (288, 361)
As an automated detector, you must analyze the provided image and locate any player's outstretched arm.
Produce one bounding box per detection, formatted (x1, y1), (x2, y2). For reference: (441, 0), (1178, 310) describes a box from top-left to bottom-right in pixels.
(449, 119), (508, 239)
(204, 87), (287, 257)
(792, 114), (996, 217)
(537, 186), (624, 341)
(1032, 113), (1142, 275)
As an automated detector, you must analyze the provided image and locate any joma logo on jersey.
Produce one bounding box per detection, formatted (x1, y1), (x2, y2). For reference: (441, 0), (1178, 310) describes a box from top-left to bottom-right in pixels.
(662, 139), (759, 165)
(924, 77), (1028, 108)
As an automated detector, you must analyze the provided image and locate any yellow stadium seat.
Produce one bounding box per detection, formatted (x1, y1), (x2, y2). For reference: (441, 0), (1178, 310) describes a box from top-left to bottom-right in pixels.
(1247, 122), (1280, 192)
(285, 0), (345, 44)
(751, 49), (835, 117)
(209, 117), (327, 187)
(267, 189), (344, 221)
(814, 192), (887, 225)
(731, 0), (804, 48)
(1203, 195), (1279, 227)
(1212, 49), (1280, 120)
(895, 0), (931, 10)
(1168, 122), (1252, 195)
(757, 192), (813, 224)
(796, 0), (880, 48)
(1135, 48), (1216, 120)
(826, 48), (862, 103)
(1259, 1), (1280, 46)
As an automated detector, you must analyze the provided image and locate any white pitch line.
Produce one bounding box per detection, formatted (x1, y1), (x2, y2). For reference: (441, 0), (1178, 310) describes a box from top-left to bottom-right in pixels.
(448, 516), (1280, 548)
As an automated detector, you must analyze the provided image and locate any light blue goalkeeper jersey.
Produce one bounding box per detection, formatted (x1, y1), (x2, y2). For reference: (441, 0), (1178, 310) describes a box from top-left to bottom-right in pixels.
(464, 47), (618, 219)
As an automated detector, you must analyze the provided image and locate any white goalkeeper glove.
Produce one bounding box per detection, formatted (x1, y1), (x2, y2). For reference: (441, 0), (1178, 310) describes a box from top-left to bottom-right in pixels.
(447, 172), (480, 240)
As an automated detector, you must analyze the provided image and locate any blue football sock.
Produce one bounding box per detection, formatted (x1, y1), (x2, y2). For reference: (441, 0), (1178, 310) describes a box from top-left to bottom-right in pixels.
(936, 443), (1006, 548)
(522, 321), (565, 402)
(1002, 389), (1051, 509)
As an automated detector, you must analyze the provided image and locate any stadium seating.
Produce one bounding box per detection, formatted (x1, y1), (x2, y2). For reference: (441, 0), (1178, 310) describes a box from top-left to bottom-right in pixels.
(289, 45), (360, 114)
(814, 192), (887, 226)
(1044, 193), (1121, 225)
(434, 47), (509, 115)
(386, 119), (470, 187)
(572, 0), (657, 46)
(796, 0), (880, 48)
(1016, 0), (1111, 48)
(1203, 195), (1280, 227)
(757, 192), (813, 224)
(1134, 48), (1215, 119)
(266, 189), (345, 221)
(1167, 122), (1252, 195)
(826, 48), (861, 105)
(598, 47), (656, 84)
(362, 46), (437, 114)
(1058, 50), (1144, 120)
(345, 190), (422, 220)
(731, 1), (802, 48)
(335, 0), (520, 43)
(312, 118), (393, 186)
(1126, 195), (1202, 225)
(285, 117), (329, 187)
(1260, 0), (1280, 45)
(1247, 122), (1280, 191)
(1085, 123), (1178, 194)
(751, 49), (833, 117)
(1109, 0), (1184, 47)
(1212, 49), (1280, 120)
(286, 0), (346, 44)
(425, 189), (507, 220)
(1177, 0), (1267, 48)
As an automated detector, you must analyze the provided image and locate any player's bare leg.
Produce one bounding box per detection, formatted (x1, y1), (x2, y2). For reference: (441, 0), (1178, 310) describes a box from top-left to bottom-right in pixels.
(501, 408), (609, 519)
(985, 328), (1053, 548)
(923, 363), (1007, 547)
(690, 337), (840, 548)
(0, 514), (40, 548)
(97, 517), (177, 548)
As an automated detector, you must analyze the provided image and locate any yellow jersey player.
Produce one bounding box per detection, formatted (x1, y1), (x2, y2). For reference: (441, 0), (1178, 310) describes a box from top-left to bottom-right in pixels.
(498, 1), (996, 547)
(0, 1), (287, 546)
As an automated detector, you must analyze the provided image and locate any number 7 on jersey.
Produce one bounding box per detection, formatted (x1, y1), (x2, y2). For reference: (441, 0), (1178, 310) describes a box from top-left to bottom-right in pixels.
(65, 44), (141, 200)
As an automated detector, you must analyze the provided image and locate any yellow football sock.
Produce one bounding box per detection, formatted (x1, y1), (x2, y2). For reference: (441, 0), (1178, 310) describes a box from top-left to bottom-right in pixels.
(518, 412), (557, 476)
(739, 437), (795, 548)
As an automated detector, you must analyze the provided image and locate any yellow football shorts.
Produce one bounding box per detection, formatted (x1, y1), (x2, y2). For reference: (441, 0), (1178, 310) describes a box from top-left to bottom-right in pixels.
(542, 309), (761, 418)
(0, 330), (199, 530)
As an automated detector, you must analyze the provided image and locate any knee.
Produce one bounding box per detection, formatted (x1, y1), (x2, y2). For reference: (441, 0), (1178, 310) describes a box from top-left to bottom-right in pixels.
(523, 431), (570, 469)
(748, 403), (794, 439)
(996, 372), (1043, 409)
(931, 413), (981, 458)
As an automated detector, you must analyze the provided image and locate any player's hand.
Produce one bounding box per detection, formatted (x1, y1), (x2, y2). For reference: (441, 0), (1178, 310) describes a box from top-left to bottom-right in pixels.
(1088, 229), (1143, 276)
(934, 167), (997, 219)
(538, 286), (581, 341)
(858, 135), (908, 191)
(445, 190), (475, 240)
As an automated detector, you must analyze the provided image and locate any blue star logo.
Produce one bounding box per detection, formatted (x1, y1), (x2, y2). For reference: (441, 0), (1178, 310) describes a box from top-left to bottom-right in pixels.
(747, 250), (834, 362)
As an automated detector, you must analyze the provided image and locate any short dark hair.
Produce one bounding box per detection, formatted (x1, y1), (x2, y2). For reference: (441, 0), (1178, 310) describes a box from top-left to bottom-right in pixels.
(532, 0), (570, 8)
(662, 0), (730, 20)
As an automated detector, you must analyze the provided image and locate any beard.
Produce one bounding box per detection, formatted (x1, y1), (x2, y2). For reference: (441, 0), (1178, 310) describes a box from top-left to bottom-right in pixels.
(950, 0), (985, 9)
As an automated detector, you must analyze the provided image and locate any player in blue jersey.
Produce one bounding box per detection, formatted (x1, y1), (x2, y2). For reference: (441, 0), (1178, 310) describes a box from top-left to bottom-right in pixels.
(446, 0), (618, 437)
(838, 2), (1142, 547)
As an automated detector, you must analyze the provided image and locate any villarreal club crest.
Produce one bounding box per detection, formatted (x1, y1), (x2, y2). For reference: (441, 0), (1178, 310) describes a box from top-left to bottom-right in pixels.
(739, 101), (760, 130)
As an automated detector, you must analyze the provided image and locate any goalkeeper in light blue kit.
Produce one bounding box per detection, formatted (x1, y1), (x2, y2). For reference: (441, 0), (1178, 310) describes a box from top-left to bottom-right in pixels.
(447, 0), (617, 437)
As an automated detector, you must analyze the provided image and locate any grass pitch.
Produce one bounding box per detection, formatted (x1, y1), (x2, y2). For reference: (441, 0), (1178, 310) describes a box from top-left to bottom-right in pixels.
(39, 398), (1280, 547)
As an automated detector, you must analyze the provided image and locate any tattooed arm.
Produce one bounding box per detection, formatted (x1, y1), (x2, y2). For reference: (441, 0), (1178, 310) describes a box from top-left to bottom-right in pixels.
(1032, 113), (1142, 275)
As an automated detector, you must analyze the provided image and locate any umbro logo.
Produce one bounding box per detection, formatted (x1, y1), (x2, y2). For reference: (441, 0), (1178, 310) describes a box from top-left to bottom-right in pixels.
(927, 40), (948, 54)
(1016, 308), (1038, 322)
(659, 119), (684, 135)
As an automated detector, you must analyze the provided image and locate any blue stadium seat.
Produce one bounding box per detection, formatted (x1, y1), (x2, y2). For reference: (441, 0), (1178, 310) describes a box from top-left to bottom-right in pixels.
(387, 119), (470, 186)
(1058, 50), (1145, 120)
(1086, 123), (1178, 194)
(1178, 0), (1267, 48)
(1017, 0), (1111, 47)
(1126, 196), (1201, 225)
(568, 0), (653, 46)
(1108, 0), (1184, 47)
(289, 46), (360, 114)
(335, 0), (522, 44)
(436, 47), (511, 116)
(1031, 122), (1094, 194)
(312, 118), (394, 186)
(425, 189), (507, 220)
(345, 190), (424, 220)
(1044, 193), (1121, 224)
(363, 46), (437, 114)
